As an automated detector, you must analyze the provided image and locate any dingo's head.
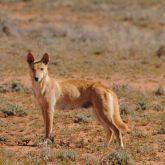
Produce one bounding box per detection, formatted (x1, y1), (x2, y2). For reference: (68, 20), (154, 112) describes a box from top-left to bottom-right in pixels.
(27, 53), (49, 82)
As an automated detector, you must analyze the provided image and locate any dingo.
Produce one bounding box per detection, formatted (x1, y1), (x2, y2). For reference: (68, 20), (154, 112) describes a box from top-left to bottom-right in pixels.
(27, 53), (129, 148)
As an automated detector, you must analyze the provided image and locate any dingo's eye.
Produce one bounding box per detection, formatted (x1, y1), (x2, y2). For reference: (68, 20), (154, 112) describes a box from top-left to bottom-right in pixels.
(41, 68), (44, 71)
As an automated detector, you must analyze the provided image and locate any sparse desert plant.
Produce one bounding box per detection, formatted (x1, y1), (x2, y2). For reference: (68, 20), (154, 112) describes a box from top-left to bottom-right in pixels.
(23, 152), (46, 165)
(56, 149), (78, 162)
(0, 148), (16, 165)
(131, 18), (149, 28)
(120, 103), (134, 115)
(136, 99), (149, 111)
(10, 81), (25, 92)
(112, 84), (133, 98)
(83, 154), (99, 165)
(101, 150), (134, 165)
(112, 84), (145, 104)
(151, 103), (164, 111)
(0, 135), (8, 143)
(23, 148), (56, 165)
(73, 113), (92, 124)
(0, 81), (30, 93)
(154, 87), (165, 96)
(1, 104), (28, 117)
(137, 144), (151, 155)
(153, 126), (165, 135)
(0, 85), (8, 93)
(156, 45), (165, 58)
(76, 138), (89, 148)
(132, 129), (146, 138)
(0, 11), (19, 37)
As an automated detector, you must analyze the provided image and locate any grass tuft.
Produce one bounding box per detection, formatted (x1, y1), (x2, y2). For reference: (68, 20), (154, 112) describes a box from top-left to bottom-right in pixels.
(0, 148), (16, 165)
(153, 126), (165, 135)
(154, 87), (165, 96)
(101, 150), (134, 165)
(73, 113), (92, 123)
(1, 104), (28, 117)
(0, 136), (8, 143)
(0, 81), (30, 93)
(56, 149), (78, 162)
(151, 103), (164, 111)
(120, 103), (135, 115)
(136, 99), (149, 111)
(132, 129), (146, 138)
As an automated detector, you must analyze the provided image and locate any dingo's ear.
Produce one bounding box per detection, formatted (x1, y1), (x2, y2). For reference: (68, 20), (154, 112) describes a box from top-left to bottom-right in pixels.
(27, 53), (34, 65)
(41, 53), (49, 65)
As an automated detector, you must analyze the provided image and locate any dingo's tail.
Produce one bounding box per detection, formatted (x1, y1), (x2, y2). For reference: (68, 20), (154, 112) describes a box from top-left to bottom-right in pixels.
(113, 114), (130, 132)
(112, 95), (130, 132)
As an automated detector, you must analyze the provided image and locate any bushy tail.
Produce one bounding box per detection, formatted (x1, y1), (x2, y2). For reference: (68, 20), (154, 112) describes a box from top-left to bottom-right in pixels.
(113, 114), (130, 132)
(111, 92), (130, 132)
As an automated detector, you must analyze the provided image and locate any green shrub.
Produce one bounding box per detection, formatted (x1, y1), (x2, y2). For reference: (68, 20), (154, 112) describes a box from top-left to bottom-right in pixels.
(73, 113), (92, 123)
(1, 104), (28, 117)
(56, 149), (78, 162)
(23, 147), (56, 164)
(76, 138), (89, 148)
(83, 154), (98, 165)
(132, 130), (146, 138)
(154, 87), (165, 96)
(0, 136), (8, 142)
(120, 103), (134, 115)
(0, 148), (16, 165)
(136, 100), (149, 111)
(153, 126), (165, 135)
(151, 103), (164, 111)
(23, 156), (44, 165)
(101, 150), (134, 165)
(137, 144), (151, 155)
(0, 81), (30, 93)
(112, 84), (133, 98)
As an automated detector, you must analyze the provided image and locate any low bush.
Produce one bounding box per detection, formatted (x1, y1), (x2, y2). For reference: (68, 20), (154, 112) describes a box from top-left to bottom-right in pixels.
(101, 150), (134, 165)
(154, 87), (165, 96)
(136, 99), (149, 111)
(73, 113), (92, 123)
(0, 81), (30, 93)
(120, 103), (135, 115)
(1, 104), (28, 117)
(56, 149), (78, 162)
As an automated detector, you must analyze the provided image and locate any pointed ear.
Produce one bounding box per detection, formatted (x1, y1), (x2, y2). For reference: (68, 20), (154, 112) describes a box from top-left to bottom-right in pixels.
(41, 53), (49, 65)
(27, 53), (34, 65)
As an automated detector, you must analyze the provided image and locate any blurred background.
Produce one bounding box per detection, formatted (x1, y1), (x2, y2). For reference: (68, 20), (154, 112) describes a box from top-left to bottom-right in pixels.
(0, 0), (164, 85)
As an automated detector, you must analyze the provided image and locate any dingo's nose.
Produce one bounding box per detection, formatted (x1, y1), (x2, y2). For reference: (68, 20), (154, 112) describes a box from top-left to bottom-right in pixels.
(34, 77), (39, 81)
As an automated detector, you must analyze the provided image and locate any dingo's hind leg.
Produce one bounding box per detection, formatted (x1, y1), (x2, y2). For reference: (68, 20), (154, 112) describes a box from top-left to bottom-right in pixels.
(92, 103), (113, 147)
(105, 128), (113, 147)
(91, 88), (124, 148)
(108, 122), (124, 148)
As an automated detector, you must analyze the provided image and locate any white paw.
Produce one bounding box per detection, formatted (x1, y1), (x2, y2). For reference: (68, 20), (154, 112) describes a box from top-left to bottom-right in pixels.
(39, 138), (51, 147)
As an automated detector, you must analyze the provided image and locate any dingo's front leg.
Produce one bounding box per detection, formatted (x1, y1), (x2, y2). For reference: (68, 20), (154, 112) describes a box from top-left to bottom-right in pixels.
(44, 104), (55, 141)
(40, 106), (46, 126)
